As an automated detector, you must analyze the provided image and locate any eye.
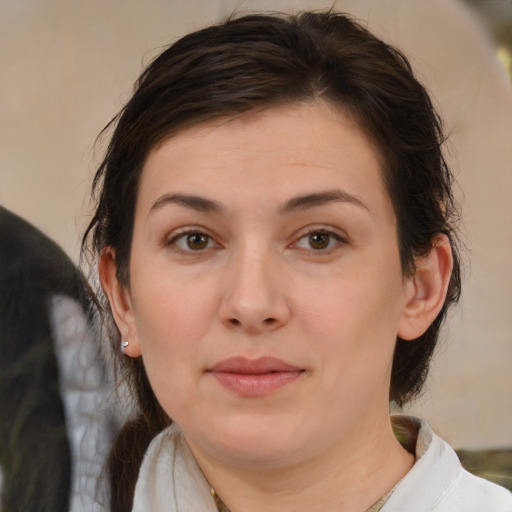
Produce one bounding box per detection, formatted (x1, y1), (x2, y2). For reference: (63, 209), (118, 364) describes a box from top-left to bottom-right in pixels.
(307, 232), (331, 250)
(168, 231), (218, 252)
(294, 230), (344, 251)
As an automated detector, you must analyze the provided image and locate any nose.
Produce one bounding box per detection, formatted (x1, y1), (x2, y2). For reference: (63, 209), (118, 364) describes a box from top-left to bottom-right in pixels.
(219, 244), (291, 334)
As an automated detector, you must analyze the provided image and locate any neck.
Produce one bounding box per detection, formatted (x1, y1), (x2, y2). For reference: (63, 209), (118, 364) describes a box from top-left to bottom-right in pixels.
(187, 412), (414, 512)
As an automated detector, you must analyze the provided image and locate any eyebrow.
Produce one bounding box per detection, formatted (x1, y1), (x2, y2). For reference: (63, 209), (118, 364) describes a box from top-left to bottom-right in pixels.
(149, 193), (224, 215)
(149, 189), (369, 216)
(281, 189), (369, 214)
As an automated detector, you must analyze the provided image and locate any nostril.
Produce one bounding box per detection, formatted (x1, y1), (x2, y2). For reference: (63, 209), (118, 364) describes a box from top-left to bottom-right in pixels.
(228, 317), (277, 327)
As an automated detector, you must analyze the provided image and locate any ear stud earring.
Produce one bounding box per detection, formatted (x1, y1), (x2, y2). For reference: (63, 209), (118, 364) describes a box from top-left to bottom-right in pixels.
(121, 340), (129, 352)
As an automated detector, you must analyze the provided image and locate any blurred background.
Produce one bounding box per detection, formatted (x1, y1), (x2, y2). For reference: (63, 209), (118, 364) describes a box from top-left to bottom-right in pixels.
(1, 0), (511, 466)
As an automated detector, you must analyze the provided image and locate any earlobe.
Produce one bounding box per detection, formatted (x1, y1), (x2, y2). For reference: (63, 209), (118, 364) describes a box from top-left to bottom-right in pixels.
(397, 235), (453, 341)
(98, 248), (142, 357)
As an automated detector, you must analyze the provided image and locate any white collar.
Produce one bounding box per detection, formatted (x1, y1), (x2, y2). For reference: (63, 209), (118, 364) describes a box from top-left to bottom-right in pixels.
(132, 416), (510, 512)
(132, 423), (217, 512)
(382, 416), (462, 511)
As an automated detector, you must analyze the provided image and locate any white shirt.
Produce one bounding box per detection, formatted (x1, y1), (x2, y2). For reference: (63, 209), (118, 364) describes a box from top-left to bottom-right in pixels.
(132, 416), (512, 512)
(382, 416), (512, 511)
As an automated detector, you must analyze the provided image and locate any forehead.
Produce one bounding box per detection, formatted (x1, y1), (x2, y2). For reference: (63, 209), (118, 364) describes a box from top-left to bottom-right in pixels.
(138, 102), (391, 219)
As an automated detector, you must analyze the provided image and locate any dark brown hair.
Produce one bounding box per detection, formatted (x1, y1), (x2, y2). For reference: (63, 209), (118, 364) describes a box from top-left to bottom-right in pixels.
(83, 11), (461, 511)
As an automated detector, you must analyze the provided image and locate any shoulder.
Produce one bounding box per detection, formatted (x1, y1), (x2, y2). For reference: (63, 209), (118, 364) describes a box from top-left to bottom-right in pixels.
(384, 416), (512, 512)
(132, 424), (217, 512)
(434, 468), (512, 512)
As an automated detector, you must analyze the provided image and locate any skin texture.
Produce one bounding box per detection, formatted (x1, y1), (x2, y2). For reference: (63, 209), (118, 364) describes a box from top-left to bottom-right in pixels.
(100, 102), (453, 511)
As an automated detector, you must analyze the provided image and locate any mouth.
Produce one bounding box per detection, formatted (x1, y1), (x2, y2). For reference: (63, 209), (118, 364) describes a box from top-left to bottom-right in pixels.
(207, 357), (305, 397)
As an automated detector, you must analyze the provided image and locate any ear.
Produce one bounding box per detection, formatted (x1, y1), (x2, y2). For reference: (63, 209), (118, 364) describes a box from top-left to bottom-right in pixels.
(98, 248), (142, 357)
(397, 235), (454, 341)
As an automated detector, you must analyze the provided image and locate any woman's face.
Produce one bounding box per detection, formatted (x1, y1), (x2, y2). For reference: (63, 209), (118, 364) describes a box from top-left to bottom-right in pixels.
(110, 102), (418, 468)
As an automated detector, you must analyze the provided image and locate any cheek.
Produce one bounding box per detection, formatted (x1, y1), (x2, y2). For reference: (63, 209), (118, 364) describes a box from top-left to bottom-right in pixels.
(128, 273), (219, 397)
(130, 289), (205, 421)
(132, 266), (218, 339)
(300, 271), (402, 336)
(295, 260), (404, 373)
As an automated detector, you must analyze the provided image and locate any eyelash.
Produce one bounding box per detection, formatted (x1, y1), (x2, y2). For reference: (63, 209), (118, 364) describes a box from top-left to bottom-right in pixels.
(292, 228), (347, 253)
(165, 227), (347, 255)
(165, 229), (220, 253)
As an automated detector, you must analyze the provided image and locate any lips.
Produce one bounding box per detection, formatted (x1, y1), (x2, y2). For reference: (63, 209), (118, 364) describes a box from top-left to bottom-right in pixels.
(207, 357), (304, 397)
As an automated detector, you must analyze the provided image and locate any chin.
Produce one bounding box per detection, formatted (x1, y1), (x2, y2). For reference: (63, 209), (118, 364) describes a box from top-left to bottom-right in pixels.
(203, 414), (308, 467)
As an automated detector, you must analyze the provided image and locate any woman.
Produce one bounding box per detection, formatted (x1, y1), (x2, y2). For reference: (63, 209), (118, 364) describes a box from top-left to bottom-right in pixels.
(83, 11), (512, 512)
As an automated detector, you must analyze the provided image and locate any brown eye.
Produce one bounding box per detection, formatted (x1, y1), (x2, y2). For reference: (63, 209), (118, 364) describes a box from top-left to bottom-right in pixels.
(186, 233), (209, 250)
(169, 231), (217, 252)
(308, 232), (331, 250)
(294, 229), (344, 252)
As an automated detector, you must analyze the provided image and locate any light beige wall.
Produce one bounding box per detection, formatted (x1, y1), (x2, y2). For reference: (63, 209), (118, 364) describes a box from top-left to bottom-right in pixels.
(1, 0), (511, 448)
(0, 0), (223, 257)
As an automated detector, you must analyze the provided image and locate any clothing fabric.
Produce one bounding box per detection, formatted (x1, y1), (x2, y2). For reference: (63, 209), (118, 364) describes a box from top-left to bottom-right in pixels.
(131, 416), (512, 512)
(132, 425), (217, 512)
(381, 416), (512, 511)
